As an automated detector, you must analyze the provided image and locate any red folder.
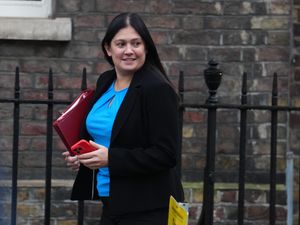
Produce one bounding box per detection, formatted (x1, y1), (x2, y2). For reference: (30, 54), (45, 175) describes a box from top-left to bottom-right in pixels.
(53, 89), (95, 151)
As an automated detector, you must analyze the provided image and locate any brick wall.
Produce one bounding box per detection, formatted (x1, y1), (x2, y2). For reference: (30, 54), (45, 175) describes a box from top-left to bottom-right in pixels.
(0, 0), (298, 224)
(0, 181), (288, 225)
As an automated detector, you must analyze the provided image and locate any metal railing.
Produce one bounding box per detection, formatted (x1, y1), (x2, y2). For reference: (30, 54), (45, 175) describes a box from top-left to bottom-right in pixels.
(177, 60), (300, 225)
(0, 61), (299, 225)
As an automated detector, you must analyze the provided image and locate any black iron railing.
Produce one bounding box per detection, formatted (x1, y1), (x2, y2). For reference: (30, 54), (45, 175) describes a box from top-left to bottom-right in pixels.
(0, 61), (299, 225)
(177, 60), (300, 225)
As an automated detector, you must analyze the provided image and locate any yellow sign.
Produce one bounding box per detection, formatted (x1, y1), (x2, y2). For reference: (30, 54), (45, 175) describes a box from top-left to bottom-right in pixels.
(167, 196), (189, 225)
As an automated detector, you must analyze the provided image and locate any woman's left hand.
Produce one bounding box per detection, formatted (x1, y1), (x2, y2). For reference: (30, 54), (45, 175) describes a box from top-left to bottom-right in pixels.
(77, 140), (108, 170)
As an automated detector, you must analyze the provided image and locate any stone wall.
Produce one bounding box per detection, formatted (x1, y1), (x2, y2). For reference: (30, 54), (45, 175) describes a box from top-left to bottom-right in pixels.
(0, 0), (298, 224)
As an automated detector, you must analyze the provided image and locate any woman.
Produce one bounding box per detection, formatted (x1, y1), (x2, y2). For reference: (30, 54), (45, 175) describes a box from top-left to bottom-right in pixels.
(63, 12), (184, 225)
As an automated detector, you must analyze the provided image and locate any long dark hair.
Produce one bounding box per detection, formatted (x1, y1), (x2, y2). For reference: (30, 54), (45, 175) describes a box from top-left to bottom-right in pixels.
(101, 12), (171, 83)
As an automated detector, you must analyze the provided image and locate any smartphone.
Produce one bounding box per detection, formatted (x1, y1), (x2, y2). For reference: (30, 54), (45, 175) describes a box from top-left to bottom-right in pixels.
(70, 139), (97, 155)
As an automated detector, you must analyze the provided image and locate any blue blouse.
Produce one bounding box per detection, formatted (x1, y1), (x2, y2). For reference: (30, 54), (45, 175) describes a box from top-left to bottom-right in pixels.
(86, 81), (128, 197)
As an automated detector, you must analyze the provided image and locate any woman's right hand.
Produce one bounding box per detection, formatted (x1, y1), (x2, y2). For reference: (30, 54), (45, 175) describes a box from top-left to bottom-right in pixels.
(62, 151), (80, 171)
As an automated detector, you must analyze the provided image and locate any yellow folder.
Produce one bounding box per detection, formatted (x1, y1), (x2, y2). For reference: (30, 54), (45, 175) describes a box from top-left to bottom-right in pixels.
(167, 196), (189, 225)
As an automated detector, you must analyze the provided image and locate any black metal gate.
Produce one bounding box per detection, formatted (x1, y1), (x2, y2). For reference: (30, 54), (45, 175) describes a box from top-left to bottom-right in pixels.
(0, 61), (299, 225)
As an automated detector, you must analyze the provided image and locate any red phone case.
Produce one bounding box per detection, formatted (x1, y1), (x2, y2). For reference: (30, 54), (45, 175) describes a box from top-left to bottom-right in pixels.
(70, 139), (97, 155)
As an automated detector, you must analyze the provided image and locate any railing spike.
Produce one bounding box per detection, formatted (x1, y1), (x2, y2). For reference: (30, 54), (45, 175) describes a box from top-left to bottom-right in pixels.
(272, 73), (278, 94)
(178, 70), (184, 105)
(81, 68), (87, 91)
(48, 68), (53, 92)
(241, 72), (248, 105)
(272, 72), (278, 106)
(14, 66), (20, 98)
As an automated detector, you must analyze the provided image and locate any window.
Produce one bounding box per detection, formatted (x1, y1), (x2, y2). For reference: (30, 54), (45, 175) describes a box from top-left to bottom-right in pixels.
(0, 0), (53, 18)
(0, 0), (71, 41)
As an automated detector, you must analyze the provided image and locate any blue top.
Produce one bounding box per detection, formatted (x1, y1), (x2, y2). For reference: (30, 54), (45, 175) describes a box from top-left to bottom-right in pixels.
(86, 81), (128, 197)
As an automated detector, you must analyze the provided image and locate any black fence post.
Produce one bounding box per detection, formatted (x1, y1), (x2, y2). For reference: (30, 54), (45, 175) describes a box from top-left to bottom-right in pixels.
(198, 60), (222, 225)
(238, 72), (248, 225)
(77, 67), (88, 225)
(45, 68), (54, 225)
(270, 72), (278, 225)
(177, 71), (184, 179)
(11, 67), (20, 225)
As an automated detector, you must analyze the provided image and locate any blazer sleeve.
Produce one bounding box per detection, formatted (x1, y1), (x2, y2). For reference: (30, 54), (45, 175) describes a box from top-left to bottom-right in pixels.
(108, 81), (180, 176)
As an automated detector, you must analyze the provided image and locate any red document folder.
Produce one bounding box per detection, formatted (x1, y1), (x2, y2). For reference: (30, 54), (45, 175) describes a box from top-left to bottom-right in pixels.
(53, 89), (95, 151)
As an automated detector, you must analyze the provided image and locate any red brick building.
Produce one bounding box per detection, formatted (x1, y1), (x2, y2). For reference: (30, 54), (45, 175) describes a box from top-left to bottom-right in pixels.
(0, 0), (299, 224)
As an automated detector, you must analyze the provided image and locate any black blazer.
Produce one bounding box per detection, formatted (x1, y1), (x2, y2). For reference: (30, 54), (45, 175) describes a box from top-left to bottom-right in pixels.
(71, 64), (184, 215)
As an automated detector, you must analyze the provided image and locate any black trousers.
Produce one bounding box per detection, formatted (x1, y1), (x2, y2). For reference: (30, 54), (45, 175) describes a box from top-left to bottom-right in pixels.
(100, 198), (168, 225)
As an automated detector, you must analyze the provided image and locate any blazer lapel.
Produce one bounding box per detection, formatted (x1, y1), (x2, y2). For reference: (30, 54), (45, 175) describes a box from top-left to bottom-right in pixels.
(110, 69), (144, 143)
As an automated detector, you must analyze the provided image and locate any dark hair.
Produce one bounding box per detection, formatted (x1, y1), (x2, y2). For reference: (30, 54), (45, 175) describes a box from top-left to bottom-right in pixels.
(101, 12), (170, 82)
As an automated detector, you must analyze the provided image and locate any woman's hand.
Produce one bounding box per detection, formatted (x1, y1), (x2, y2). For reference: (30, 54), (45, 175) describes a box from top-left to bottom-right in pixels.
(77, 140), (109, 170)
(62, 151), (80, 171)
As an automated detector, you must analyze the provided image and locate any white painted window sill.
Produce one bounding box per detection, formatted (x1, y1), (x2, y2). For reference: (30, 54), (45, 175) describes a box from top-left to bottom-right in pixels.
(0, 17), (72, 41)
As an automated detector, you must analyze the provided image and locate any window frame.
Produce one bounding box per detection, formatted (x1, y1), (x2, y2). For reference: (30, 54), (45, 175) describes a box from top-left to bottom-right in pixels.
(0, 0), (53, 18)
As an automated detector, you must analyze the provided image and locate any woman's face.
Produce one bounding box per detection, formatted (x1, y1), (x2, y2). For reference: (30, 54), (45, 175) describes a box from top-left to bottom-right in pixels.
(105, 26), (146, 77)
